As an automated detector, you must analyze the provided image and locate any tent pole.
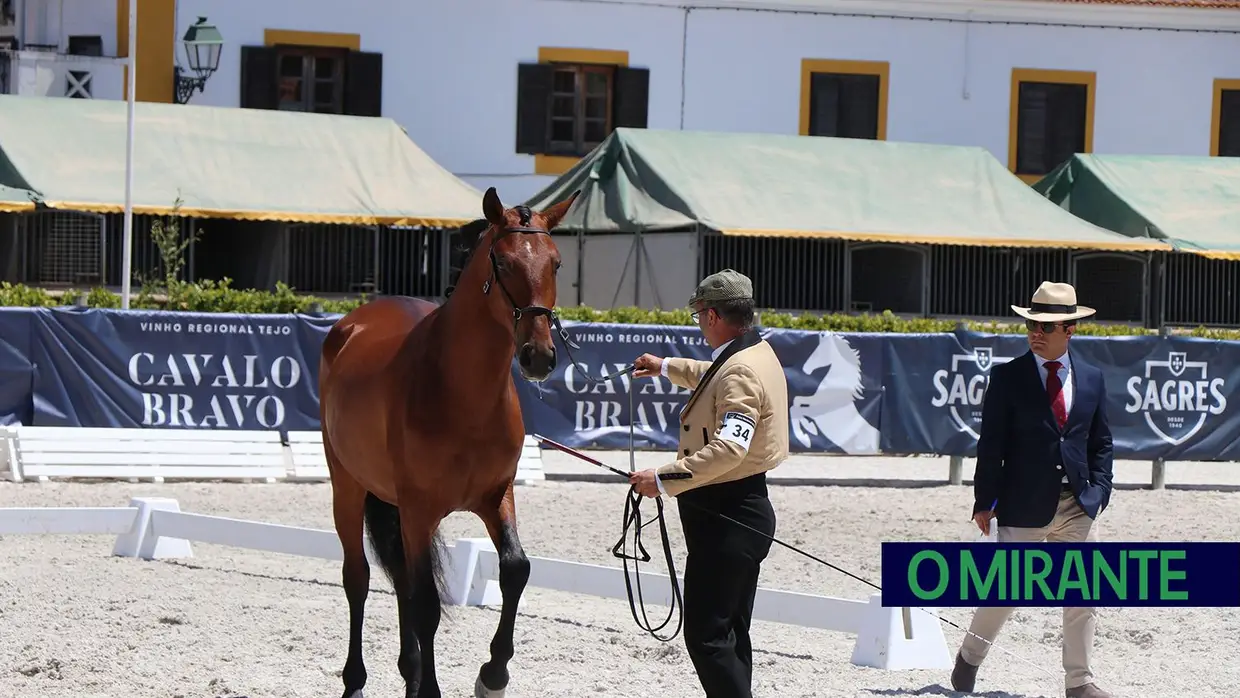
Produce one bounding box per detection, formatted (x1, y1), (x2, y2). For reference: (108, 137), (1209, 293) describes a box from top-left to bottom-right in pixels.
(120, 0), (137, 309)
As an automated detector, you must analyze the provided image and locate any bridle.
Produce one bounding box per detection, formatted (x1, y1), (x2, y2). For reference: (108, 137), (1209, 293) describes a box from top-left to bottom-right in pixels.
(476, 205), (630, 383)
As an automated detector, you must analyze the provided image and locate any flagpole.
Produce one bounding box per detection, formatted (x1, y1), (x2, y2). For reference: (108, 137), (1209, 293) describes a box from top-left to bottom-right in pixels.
(120, 0), (137, 309)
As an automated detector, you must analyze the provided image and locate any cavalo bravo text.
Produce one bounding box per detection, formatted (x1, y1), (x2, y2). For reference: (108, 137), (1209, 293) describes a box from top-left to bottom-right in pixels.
(128, 352), (303, 428)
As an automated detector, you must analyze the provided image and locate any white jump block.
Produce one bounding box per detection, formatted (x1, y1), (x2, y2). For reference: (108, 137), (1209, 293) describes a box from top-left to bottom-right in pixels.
(444, 537), (503, 607)
(514, 436), (545, 485)
(112, 497), (194, 560)
(850, 593), (952, 670)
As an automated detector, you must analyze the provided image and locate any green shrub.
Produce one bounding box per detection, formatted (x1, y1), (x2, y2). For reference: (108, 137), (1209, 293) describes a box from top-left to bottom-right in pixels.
(0, 282), (1236, 339)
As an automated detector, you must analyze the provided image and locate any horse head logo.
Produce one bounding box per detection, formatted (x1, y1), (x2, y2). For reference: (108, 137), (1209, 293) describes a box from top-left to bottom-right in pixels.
(788, 332), (879, 454)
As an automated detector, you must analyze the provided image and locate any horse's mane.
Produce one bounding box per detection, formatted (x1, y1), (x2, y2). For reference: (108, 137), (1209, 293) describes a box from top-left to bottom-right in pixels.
(823, 333), (866, 401)
(443, 206), (538, 298)
(445, 218), (492, 297)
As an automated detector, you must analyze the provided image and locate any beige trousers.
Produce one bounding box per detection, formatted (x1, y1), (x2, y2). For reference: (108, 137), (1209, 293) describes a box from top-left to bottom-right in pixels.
(959, 491), (1100, 690)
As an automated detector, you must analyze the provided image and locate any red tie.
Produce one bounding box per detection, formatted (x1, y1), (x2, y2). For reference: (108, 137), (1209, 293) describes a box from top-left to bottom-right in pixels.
(1045, 360), (1067, 428)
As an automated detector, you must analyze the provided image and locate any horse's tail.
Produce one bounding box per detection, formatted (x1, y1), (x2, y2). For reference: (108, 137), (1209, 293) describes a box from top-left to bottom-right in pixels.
(361, 491), (450, 615)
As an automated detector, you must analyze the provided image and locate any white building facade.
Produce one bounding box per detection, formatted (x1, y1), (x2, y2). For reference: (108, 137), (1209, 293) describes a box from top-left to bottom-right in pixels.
(3, 0), (1240, 203)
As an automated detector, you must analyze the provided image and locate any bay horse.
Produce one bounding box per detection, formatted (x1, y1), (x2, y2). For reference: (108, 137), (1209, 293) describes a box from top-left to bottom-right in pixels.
(318, 186), (579, 698)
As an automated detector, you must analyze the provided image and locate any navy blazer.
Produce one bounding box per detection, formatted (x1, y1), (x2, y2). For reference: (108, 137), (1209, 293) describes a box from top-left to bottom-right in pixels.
(972, 350), (1114, 528)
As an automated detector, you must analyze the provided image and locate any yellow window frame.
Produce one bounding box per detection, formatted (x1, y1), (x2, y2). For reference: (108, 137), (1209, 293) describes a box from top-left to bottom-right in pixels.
(534, 47), (630, 176)
(1008, 68), (1096, 185)
(798, 58), (889, 140)
(1210, 78), (1240, 157)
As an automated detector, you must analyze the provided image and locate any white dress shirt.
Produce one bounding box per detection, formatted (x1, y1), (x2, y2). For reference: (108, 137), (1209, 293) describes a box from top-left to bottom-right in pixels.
(653, 339), (734, 495)
(1033, 350), (1072, 484)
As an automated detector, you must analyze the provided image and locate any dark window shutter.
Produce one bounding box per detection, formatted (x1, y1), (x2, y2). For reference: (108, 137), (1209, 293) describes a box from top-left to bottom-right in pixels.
(240, 45), (279, 110)
(612, 66), (650, 129)
(1017, 81), (1086, 175)
(809, 73), (879, 139)
(840, 74), (879, 139)
(1220, 90), (1240, 157)
(344, 51), (383, 117)
(516, 62), (554, 154)
(1016, 82), (1050, 174)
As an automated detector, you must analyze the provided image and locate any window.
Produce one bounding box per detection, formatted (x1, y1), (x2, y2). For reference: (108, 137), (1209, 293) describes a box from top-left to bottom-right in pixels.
(515, 47), (650, 175)
(799, 59), (888, 140)
(1212, 79), (1240, 157)
(276, 46), (345, 113)
(240, 30), (382, 117)
(1009, 68), (1095, 183)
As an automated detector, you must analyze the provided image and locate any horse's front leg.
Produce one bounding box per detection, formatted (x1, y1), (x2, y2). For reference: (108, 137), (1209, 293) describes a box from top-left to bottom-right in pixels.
(473, 482), (531, 698)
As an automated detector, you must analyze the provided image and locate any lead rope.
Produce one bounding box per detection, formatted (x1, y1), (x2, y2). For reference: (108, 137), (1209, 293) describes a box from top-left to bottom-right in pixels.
(609, 373), (685, 642)
(546, 326), (1058, 683)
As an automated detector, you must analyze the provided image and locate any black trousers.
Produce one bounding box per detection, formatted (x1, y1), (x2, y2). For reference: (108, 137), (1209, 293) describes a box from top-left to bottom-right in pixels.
(677, 473), (776, 698)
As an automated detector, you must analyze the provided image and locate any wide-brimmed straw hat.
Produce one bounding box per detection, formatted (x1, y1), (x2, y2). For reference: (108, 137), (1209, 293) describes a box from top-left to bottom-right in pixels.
(1011, 281), (1096, 322)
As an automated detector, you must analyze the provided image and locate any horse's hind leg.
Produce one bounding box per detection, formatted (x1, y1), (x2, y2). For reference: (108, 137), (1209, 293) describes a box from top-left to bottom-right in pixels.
(328, 446), (370, 698)
(474, 482), (531, 698)
(364, 491), (447, 698)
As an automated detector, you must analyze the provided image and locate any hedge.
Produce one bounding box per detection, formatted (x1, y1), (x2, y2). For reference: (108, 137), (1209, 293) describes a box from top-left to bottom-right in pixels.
(2, 280), (1237, 340)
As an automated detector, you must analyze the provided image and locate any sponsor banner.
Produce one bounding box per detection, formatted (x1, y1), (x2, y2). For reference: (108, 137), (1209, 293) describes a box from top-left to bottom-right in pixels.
(513, 323), (884, 454)
(883, 330), (1240, 461)
(7, 308), (1240, 463)
(29, 308), (324, 430)
(512, 322), (709, 450)
(1089, 334), (1237, 461)
(881, 331), (1028, 456)
(765, 328), (883, 455)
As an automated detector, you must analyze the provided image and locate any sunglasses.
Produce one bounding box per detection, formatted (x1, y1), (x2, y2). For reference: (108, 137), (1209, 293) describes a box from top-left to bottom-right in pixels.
(1025, 319), (1063, 334)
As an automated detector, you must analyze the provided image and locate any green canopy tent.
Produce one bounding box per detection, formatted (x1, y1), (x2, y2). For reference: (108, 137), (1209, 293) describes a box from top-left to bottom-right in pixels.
(524, 128), (1171, 252)
(0, 94), (483, 226)
(1034, 154), (1240, 260)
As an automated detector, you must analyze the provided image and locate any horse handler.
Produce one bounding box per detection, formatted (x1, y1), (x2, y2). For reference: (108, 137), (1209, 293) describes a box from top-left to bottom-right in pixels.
(952, 281), (1115, 698)
(629, 269), (790, 698)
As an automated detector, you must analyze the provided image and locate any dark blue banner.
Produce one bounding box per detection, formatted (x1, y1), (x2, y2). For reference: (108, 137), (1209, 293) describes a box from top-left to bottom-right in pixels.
(510, 323), (884, 453)
(4, 307), (1240, 464)
(29, 308), (326, 430)
(880, 542), (1240, 607)
(0, 308), (35, 425)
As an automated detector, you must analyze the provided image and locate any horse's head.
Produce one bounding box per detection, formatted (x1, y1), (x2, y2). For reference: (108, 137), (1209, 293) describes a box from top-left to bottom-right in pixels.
(463, 186), (579, 381)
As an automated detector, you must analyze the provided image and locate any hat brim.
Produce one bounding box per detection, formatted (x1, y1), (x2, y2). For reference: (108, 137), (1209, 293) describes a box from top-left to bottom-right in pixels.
(1011, 304), (1096, 322)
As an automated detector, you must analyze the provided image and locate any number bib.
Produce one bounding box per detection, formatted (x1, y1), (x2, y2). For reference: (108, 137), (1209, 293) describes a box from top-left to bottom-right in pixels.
(719, 412), (756, 450)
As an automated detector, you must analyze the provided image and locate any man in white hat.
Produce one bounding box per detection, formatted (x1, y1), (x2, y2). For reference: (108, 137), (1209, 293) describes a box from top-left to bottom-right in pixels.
(950, 281), (1115, 698)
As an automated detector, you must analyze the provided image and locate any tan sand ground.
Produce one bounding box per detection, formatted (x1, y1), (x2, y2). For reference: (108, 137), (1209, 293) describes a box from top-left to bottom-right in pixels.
(1, 468), (1236, 698)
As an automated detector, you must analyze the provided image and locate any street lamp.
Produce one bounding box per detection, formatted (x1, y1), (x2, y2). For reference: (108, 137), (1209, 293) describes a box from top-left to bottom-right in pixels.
(173, 17), (223, 104)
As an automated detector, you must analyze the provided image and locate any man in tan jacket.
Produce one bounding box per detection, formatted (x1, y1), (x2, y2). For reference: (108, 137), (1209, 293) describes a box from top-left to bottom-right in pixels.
(629, 269), (789, 698)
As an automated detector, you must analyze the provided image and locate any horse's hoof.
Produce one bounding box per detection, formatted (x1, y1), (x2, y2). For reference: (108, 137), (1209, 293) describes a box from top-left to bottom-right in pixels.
(474, 675), (505, 698)
(342, 691), (363, 698)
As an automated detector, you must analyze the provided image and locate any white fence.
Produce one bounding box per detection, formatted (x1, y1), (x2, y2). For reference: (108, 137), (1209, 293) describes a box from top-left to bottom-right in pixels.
(0, 425), (546, 486)
(0, 496), (952, 671)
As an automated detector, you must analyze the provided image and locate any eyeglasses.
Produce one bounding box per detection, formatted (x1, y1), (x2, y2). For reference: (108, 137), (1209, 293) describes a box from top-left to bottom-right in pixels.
(1025, 319), (1061, 334)
(691, 308), (712, 323)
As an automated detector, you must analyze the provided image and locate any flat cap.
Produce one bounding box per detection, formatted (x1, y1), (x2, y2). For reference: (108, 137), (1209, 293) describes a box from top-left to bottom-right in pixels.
(688, 269), (753, 306)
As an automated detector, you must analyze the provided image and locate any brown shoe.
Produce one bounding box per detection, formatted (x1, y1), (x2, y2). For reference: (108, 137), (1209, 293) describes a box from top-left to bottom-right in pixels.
(1066, 683), (1113, 698)
(950, 652), (979, 692)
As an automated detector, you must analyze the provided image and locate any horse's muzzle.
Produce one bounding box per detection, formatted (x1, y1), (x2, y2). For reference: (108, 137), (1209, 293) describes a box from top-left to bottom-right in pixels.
(518, 342), (556, 381)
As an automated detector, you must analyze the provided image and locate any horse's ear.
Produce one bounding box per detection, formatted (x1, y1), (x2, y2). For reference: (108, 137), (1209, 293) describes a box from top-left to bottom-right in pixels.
(539, 190), (580, 231)
(482, 187), (506, 226)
